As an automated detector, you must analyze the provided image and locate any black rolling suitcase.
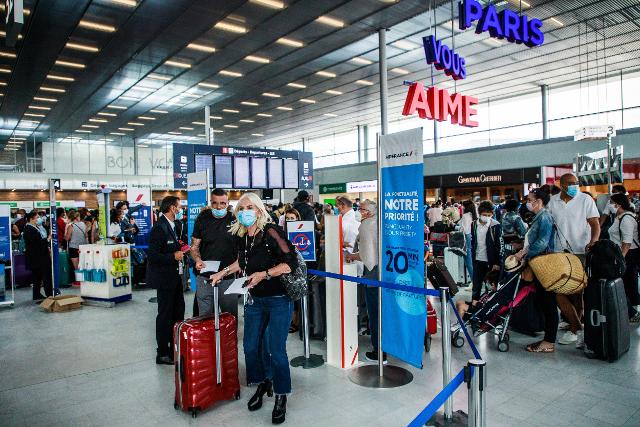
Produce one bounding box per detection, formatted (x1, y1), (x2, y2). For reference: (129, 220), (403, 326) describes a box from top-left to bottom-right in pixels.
(426, 258), (459, 296)
(583, 278), (630, 362)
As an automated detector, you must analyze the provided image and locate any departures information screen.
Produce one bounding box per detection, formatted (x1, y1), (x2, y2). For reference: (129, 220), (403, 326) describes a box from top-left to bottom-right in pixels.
(283, 158), (299, 189)
(233, 157), (250, 188)
(250, 157), (267, 188)
(268, 158), (283, 189)
(214, 155), (233, 188)
(195, 154), (214, 186)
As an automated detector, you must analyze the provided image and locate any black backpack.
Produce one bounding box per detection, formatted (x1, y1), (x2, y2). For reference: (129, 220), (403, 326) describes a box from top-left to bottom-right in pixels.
(586, 239), (626, 280)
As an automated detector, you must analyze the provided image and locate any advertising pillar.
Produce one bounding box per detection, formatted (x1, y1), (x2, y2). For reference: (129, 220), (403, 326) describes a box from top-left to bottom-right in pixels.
(0, 204), (13, 306)
(187, 171), (210, 291)
(380, 128), (426, 368)
(49, 179), (60, 293)
(126, 187), (152, 246)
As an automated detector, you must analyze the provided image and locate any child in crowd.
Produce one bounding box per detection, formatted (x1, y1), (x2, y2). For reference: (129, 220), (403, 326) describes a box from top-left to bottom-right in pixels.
(470, 201), (504, 303)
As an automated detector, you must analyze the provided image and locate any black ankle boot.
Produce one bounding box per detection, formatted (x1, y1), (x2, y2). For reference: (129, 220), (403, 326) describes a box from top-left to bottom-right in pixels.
(272, 394), (287, 424)
(247, 379), (273, 411)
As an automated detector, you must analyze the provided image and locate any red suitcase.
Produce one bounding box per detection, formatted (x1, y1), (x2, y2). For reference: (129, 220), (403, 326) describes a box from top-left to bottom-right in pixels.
(424, 299), (437, 352)
(173, 284), (240, 418)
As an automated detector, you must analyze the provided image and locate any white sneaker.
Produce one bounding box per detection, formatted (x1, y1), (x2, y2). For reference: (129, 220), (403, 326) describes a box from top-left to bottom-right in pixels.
(558, 330), (578, 345)
(576, 330), (584, 349)
(558, 321), (570, 331)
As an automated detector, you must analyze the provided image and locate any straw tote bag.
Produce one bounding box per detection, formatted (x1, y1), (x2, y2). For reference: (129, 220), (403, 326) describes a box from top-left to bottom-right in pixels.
(528, 252), (587, 294)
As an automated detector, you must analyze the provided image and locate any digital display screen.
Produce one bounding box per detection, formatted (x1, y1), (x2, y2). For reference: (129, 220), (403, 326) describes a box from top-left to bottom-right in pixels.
(283, 158), (299, 189)
(268, 158), (283, 189)
(194, 154), (213, 186)
(214, 155), (233, 188)
(233, 157), (250, 188)
(251, 157), (267, 189)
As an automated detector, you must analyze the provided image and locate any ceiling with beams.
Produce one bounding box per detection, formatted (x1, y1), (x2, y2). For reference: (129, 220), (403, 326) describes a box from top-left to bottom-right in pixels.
(0, 0), (639, 153)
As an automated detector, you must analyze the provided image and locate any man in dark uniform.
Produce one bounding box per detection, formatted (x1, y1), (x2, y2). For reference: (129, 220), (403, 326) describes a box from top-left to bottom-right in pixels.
(148, 196), (185, 365)
(292, 190), (316, 223)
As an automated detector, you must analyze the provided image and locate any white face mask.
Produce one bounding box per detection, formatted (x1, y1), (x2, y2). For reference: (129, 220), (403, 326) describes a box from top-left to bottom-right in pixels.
(479, 216), (490, 224)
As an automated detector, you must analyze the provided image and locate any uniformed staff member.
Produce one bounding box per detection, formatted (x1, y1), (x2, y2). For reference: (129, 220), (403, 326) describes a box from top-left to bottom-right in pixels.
(148, 196), (185, 365)
(190, 188), (238, 317)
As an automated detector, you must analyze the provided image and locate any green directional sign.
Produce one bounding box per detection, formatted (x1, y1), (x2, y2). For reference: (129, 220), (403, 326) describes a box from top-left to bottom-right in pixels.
(35, 201), (60, 208)
(319, 183), (346, 194)
(0, 202), (18, 208)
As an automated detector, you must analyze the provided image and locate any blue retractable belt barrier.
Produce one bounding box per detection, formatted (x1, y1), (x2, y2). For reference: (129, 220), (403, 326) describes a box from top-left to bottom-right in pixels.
(131, 245), (148, 249)
(449, 298), (482, 361)
(406, 368), (466, 427)
(307, 269), (441, 297)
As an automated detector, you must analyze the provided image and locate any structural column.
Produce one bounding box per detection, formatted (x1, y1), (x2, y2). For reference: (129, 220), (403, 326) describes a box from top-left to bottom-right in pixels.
(541, 84), (549, 140)
(205, 105), (212, 146)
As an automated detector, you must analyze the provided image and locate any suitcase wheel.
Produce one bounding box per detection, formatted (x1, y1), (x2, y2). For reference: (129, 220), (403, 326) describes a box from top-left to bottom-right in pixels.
(497, 339), (509, 353)
(191, 409), (198, 418)
(452, 332), (465, 348)
(174, 401), (179, 410)
(235, 390), (241, 400)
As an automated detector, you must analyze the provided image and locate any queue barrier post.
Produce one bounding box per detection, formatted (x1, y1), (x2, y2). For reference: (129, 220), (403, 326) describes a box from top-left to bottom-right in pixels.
(439, 288), (453, 420)
(290, 294), (324, 369)
(466, 359), (486, 427)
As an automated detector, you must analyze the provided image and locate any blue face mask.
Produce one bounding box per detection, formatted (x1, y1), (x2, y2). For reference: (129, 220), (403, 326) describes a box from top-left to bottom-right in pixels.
(36, 217), (44, 225)
(212, 208), (227, 218)
(566, 185), (579, 198)
(238, 210), (257, 227)
(175, 209), (184, 220)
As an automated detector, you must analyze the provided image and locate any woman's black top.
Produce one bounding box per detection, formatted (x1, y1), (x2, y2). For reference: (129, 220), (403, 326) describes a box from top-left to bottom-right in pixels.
(23, 223), (49, 271)
(237, 224), (298, 298)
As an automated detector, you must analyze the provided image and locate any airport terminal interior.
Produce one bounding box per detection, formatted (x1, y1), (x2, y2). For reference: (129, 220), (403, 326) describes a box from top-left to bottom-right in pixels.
(1, 0), (640, 426)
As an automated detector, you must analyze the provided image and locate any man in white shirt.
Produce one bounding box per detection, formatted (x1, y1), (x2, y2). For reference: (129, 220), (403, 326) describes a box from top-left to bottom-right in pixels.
(427, 201), (443, 226)
(547, 173), (600, 348)
(336, 196), (360, 254)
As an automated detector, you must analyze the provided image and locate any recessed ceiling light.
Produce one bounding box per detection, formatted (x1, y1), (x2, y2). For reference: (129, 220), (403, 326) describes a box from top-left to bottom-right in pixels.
(257, 113), (272, 117)
(0, 51), (17, 58)
(28, 105), (51, 110)
(181, 93), (201, 98)
(192, 121), (206, 125)
(148, 73), (172, 81)
(0, 67), (10, 73)
(118, 127), (134, 131)
(40, 86), (65, 93)
(509, 0), (530, 7)
(287, 82), (306, 88)
(262, 92), (280, 98)
(391, 40), (420, 50)
(107, 105), (127, 110)
(212, 130), (224, 133)
(351, 57), (372, 65)
(165, 59), (191, 68)
(110, 132), (126, 135)
(549, 17), (564, 26)
(391, 67), (410, 75)
(299, 98), (316, 104)
(111, 0), (137, 6)
(222, 108), (239, 113)
(198, 82), (220, 89)
(168, 131), (182, 135)
(138, 116), (156, 120)
(356, 79), (374, 86)
(98, 112), (117, 117)
(251, 0), (285, 9)
(245, 55), (270, 64)
(33, 96), (57, 102)
(65, 42), (99, 53)
(239, 119), (255, 123)
(47, 74), (75, 82)
(75, 129), (92, 133)
(251, 133), (265, 137)
(223, 124), (238, 128)
(316, 15), (345, 28)
(120, 96), (140, 101)
(128, 122), (144, 126)
(316, 70), (337, 78)
(219, 70), (242, 77)
(0, 31), (22, 40)
(276, 106), (293, 111)
(179, 126), (194, 130)
(241, 101), (259, 106)
(137, 144), (149, 147)
(187, 43), (216, 53)
(211, 115), (222, 120)
(150, 109), (168, 114)
(324, 113), (338, 117)
(78, 20), (116, 33)
(89, 118), (108, 123)
(24, 113), (45, 118)
(214, 21), (247, 33)
(55, 59), (85, 69)
(82, 124), (99, 128)
(276, 37), (303, 48)
(325, 89), (343, 95)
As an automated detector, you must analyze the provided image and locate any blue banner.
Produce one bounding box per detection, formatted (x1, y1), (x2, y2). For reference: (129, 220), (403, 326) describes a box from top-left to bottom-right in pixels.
(380, 128), (425, 369)
(286, 221), (316, 261)
(132, 206), (152, 247)
(0, 205), (10, 262)
(187, 171), (210, 291)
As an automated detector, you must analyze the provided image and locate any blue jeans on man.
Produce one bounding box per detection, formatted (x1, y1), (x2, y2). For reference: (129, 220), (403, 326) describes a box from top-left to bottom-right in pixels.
(363, 266), (379, 350)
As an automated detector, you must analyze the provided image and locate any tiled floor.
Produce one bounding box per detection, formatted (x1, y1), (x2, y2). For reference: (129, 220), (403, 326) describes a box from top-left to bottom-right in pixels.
(1, 286), (639, 426)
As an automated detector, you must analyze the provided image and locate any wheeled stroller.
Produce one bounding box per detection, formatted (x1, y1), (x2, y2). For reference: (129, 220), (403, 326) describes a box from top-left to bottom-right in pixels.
(451, 272), (536, 352)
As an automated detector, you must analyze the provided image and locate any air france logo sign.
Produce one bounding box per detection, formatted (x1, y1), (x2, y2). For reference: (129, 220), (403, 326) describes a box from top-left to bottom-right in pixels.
(403, 0), (543, 128)
(286, 221), (316, 261)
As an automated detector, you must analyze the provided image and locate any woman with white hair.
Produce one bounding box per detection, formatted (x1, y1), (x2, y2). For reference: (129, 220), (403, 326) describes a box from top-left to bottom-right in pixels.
(209, 192), (297, 425)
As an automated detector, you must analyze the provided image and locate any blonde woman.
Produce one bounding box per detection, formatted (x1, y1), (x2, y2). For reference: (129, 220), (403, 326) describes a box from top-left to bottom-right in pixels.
(209, 192), (297, 425)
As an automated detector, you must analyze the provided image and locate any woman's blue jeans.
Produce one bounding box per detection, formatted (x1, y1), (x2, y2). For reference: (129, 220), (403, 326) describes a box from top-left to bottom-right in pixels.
(243, 295), (293, 395)
(464, 233), (474, 280)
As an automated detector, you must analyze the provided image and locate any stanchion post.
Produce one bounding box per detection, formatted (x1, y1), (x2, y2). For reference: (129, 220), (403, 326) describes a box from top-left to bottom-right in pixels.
(440, 288), (453, 420)
(290, 293), (324, 369)
(467, 359), (486, 427)
(301, 295), (311, 359)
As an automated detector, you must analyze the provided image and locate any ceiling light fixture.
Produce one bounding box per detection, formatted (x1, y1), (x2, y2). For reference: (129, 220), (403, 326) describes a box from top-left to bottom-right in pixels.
(211, 115), (222, 120)
(549, 17), (564, 26)
(168, 131), (182, 135)
(245, 55), (270, 64)
(0, 31), (22, 40)
(187, 43), (216, 53)
(107, 105), (127, 110)
(391, 40), (420, 50)
(55, 59), (85, 69)
(98, 112), (117, 117)
(148, 73), (172, 81)
(356, 79), (374, 85)
(219, 70), (242, 77)
(119, 96), (140, 101)
(262, 92), (280, 98)
(239, 119), (255, 123)
(65, 42), (99, 52)
(257, 113), (272, 117)
(33, 96), (57, 102)
(316, 70), (336, 78)
(179, 126), (194, 130)
(78, 20), (116, 32)
(81, 124), (99, 128)
(391, 67), (410, 75)
(276, 106), (293, 111)
(75, 129), (92, 133)
(276, 37), (303, 48)
(110, 132), (126, 135)
(40, 86), (65, 93)
(316, 15), (345, 28)
(325, 89), (343, 95)
(198, 82), (220, 89)
(299, 98), (316, 103)
(0, 67), (10, 73)
(0, 51), (17, 58)
(287, 82), (306, 88)
(89, 118), (108, 123)
(111, 0), (137, 6)
(150, 109), (168, 114)
(222, 108), (239, 113)
(212, 130), (224, 133)
(138, 116), (156, 120)
(118, 127), (134, 131)
(324, 113), (338, 117)
(223, 124), (238, 128)
(241, 101), (259, 106)
(24, 113), (45, 118)
(351, 57), (372, 65)
(192, 121), (205, 125)
(251, 133), (265, 137)
(165, 59), (191, 68)
(214, 21), (247, 33)
(47, 74), (75, 82)
(251, 0), (285, 9)
(28, 105), (51, 110)
(128, 122), (144, 126)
